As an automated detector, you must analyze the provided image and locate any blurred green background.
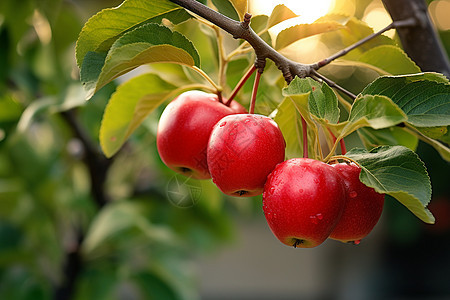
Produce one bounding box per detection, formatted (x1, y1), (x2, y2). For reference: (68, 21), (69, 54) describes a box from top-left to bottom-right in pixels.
(1, 0), (450, 299)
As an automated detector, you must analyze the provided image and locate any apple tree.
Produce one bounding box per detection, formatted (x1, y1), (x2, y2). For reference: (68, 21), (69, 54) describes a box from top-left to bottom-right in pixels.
(1, 0), (450, 298)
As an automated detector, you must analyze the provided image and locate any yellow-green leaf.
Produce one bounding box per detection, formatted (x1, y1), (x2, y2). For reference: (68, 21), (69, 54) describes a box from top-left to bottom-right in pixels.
(229, 0), (248, 21)
(275, 21), (345, 50)
(100, 73), (176, 157)
(267, 4), (298, 28)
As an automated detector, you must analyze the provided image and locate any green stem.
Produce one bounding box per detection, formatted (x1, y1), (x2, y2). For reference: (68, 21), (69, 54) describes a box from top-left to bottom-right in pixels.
(189, 66), (222, 94)
(214, 26), (227, 93)
(323, 135), (343, 162)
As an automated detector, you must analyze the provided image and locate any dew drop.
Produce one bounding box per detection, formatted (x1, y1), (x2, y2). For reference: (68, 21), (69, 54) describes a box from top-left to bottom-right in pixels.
(244, 119), (250, 124)
(349, 191), (358, 198)
(299, 188), (304, 193)
(310, 215), (318, 224)
(316, 213), (323, 220)
(220, 122), (227, 127)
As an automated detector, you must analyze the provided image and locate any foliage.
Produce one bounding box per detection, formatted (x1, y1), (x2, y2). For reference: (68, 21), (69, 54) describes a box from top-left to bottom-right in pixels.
(1, 0), (450, 299)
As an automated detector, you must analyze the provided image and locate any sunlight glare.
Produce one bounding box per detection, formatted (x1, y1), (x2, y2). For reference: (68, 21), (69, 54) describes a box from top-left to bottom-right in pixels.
(250, 0), (333, 24)
(362, 3), (394, 39)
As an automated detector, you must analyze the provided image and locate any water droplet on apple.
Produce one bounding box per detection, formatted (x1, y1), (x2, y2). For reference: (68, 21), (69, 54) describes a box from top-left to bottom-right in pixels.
(349, 191), (358, 198)
(316, 213), (323, 220)
(310, 215), (318, 224)
(244, 119), (250, 124)
(220, 122), (227, 127)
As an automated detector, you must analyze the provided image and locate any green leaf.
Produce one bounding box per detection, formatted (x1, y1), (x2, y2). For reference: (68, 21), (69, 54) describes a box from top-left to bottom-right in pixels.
(416, 134), (450, 161)
(229, 0), (248, 21)
(0, 94), (22, 122)
(249, 15), (272, 44)
(330, 94), (407, 138)
(358, 127), (418, 151)
(283, 77), (340, 124)
(348, 95), (407, 129)
(75, 0), (190, 67)
(210, 0), (239, 21)
(81, 23), (199, 99)
(358, 45), (421, 75)
(100, 73), (176, 157)
(361, 73), (450, 127)
(278, 83), (323, 160)
(320, 18), (396, 61)
(275, 21), (345, 50)
(345, 146), (434, 224)
(415, 126), (448, 140)
(82, 201), (177, 257)
(273, 96), (304, 159)
(315, 13), (351, 25)
(132, 272), (179, 300)
(267, 4), (298, 28)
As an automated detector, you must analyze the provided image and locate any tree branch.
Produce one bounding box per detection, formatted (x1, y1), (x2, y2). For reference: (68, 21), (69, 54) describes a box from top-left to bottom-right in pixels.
(382, 0), (450, 79)
(312, 18), (417, 69)
(55, 109), (113, 300)
(61, 109), (112, 208)
(168, 0), (312, 83)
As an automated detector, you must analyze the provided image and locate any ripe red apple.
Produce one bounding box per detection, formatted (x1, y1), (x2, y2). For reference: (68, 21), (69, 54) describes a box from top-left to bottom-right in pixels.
(330, 162), (385, 244)
(157, 90), (245, 179)
(262, 158), (347, 248)
(207, 114), (285, 196)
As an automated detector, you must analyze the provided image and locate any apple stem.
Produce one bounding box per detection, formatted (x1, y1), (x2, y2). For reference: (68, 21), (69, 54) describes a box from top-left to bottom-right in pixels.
(301, 115), (308, 158)
(327, 128), (347, 155)
(249, 70), (262, 114)
(293, 239), (303, 248)
(226, 64), (256, 106)
(339, 139), (347, 155)
(217, 90), (223, 103)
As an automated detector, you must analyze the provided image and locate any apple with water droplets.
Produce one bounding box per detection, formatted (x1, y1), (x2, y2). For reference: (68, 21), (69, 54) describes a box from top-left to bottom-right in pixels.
(207, 114), (285, 196)
(157, 90), (246, 179)
(262, 158), (346, 248)
(329, 162), (385, 244)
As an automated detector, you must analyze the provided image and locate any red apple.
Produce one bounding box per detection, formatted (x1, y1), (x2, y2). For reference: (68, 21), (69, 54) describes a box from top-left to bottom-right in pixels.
(330, 162), (385, 244)
(157, 90), (245, 179)
(207, 114), (285, 196)
(263, 158), (346, 248)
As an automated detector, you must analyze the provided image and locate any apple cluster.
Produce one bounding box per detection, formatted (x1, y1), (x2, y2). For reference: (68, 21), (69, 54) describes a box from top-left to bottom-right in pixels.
(157, 91), (385, 248)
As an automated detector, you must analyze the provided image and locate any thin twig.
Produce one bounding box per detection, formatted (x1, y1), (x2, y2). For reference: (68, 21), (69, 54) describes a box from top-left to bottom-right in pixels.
(311, 70), (357, 100)
(168, 0), (312, 83)
(312, 18), (417, 69)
